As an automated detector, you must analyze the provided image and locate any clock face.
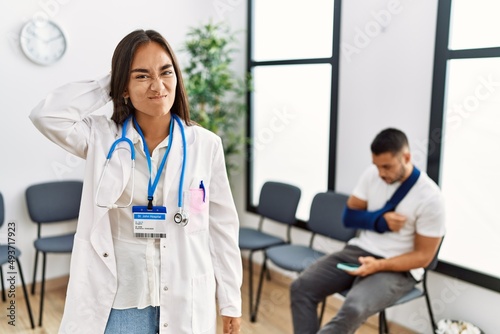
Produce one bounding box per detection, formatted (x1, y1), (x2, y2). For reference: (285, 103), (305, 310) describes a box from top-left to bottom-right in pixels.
(20, 20), (67, 66)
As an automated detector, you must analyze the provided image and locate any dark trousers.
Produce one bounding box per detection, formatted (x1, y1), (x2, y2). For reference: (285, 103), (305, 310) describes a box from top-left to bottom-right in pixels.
(290, 245), (416, 334)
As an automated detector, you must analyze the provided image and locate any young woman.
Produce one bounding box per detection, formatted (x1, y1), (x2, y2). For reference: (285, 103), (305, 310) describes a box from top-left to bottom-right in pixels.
(30, 29), (242, 334)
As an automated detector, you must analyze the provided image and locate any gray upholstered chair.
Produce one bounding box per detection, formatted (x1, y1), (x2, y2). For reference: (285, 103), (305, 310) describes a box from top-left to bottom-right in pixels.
(238, 181), (301, 322)
(25, 180), (83, 326)
(262, 191), (355, 324)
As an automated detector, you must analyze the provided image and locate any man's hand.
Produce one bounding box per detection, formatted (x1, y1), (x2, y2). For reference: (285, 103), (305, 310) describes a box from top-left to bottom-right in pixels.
(344, 256), (382, 277)
(383, 211), (407, 232)
(222, 316), (241, 334)
(344, 235), (443, 277)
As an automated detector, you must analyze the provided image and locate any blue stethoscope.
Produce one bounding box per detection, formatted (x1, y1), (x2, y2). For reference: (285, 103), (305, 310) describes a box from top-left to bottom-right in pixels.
(95, 113), (189, 226)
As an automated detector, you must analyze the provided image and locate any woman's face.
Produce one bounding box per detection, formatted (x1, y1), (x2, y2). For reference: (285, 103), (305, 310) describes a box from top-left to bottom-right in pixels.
(124, 42), (177, 119)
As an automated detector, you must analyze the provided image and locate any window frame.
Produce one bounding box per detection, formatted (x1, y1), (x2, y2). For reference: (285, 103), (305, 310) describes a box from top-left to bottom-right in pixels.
(428, 0), (500, 293)
(245, 0), (342, 229)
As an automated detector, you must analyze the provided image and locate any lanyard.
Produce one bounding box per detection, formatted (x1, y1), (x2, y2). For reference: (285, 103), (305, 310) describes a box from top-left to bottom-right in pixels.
(133, 116), (174, 210)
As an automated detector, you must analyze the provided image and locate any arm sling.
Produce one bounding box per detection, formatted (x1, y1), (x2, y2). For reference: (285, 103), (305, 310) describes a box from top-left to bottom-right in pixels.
(343, 166), (421, 233)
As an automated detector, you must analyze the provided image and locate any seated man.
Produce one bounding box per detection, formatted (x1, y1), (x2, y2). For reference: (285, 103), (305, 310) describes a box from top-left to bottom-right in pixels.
(290, 128), (445, 334)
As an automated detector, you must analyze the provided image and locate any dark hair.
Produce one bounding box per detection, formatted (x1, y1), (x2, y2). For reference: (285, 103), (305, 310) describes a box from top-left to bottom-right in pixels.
(109, 29), (191, 125)
(370, 128), (409, 155)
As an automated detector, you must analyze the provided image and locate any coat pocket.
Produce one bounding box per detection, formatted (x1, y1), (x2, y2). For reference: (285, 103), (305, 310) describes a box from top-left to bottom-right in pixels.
(184, 187), (209, 234)
(189, 188), (207, 214)
(192, 273), (216, 334)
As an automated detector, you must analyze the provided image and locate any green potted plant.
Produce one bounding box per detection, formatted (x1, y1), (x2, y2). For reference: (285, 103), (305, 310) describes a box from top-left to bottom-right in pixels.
(182, 21), (249, 176)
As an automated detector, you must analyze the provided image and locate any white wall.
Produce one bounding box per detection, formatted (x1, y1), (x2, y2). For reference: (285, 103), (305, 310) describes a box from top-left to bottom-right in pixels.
(0, 0), (246, 289)
(236, 0), (500, 333)
(336, 0), (435, 189)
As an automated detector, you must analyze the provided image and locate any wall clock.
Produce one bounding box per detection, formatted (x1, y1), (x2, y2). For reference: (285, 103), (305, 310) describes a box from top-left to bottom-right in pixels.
(19, 19), (67, 66)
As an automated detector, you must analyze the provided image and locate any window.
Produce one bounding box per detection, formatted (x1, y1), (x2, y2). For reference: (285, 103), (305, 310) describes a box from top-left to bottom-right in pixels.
(247, 0), (341, 221)
(253, 0), (334, 61)
(429, 0), (500, 291)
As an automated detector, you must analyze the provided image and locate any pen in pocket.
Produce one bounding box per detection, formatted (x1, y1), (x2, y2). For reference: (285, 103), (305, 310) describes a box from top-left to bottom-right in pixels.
(199, 180), (206, 202)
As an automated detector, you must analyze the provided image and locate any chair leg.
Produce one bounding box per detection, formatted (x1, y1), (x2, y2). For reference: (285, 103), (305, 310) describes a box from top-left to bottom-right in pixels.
(38, 252), (47, 327)
(31, 250), (39, 295)
(265, 265), (271, 281)
(423, 282), (437, 331)
(318, 298), (327, 326)
(16, 259), (35, 329)
(251, 255), (268, 322)
(247, 251), (254, 322)
(379, 310), (388, 334)
(0, 265), (6, 302)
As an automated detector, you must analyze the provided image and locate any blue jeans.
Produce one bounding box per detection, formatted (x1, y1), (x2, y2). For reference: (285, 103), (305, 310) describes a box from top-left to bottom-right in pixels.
(104, 306), (160, 334)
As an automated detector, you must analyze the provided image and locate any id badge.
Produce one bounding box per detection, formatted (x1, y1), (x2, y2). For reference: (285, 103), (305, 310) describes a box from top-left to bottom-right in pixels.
(132, 206), (167, 238)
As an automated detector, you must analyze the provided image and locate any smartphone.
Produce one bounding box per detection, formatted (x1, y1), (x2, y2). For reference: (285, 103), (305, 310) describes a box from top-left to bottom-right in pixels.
(336, 263), (360, 272)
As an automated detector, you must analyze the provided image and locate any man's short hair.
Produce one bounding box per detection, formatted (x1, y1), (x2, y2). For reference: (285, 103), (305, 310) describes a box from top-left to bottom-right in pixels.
(370, 128), (409, 155)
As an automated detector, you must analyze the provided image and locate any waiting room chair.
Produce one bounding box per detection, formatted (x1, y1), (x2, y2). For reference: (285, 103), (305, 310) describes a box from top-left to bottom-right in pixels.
(259, 191), (356, 324)
(239, 181), (301, 322)
(339, 237), (445, 334)
(0, 192), (35, 329)
(25, 180), (83, 326)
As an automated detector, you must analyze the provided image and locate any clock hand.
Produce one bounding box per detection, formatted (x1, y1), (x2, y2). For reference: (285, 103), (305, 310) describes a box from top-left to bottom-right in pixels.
(23, 29), (47, 42)
(47, 35), (63, 43)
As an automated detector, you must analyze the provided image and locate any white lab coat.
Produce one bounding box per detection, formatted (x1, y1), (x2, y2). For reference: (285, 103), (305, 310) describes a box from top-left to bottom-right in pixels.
(29, 75), (242, 334)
